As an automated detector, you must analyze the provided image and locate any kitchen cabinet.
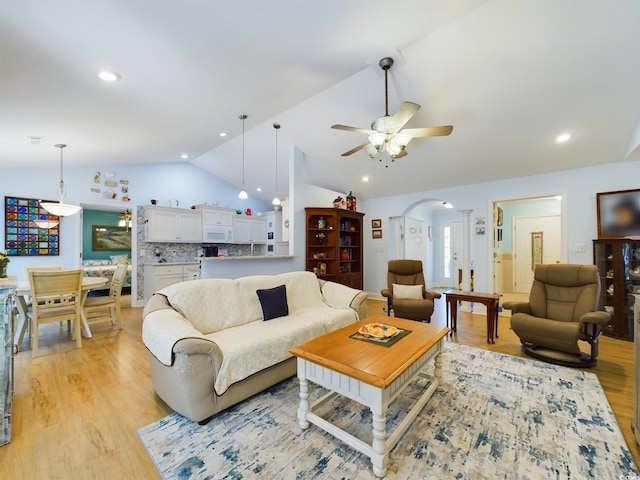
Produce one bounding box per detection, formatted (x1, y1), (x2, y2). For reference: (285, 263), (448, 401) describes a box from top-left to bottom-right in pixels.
(144, 263), (199, 302)
(233, 217), (267, 244)
(305, 207), (364, 290)
(200, 206), (234, 227)
(593, 238), (640, 340)
(145, 206), (202, 243)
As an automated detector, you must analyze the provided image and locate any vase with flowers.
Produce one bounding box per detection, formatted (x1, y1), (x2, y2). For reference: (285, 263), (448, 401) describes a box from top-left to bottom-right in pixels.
(0, 251), (9, 278)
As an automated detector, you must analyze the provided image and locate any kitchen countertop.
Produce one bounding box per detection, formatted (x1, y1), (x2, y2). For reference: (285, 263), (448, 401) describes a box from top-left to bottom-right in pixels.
(145, 261), (200, 266)
(201, 255), (296, 261)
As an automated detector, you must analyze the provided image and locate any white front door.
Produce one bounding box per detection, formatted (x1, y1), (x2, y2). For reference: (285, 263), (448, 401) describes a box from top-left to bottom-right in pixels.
(513, 215), (562, 293)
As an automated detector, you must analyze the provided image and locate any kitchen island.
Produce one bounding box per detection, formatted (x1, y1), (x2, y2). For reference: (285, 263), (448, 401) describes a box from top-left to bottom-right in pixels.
(201, 255), (299, 279)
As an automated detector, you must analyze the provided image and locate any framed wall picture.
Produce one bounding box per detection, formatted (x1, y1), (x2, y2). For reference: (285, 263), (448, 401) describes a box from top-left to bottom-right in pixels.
(92, 225), (131, 251)
(371, 219), (382, 229)
(372, 229), (383, 239)
(597, 189), (640, 239)
(5, 196), (61, 256)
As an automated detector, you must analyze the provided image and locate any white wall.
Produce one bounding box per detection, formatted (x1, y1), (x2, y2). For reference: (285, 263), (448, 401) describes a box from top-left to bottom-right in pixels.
(360, 159), (640, 296)
(1, 161), (270, 280)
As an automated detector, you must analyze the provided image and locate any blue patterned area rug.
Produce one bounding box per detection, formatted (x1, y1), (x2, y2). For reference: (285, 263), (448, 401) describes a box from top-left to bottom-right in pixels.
(137, 343), (638, 479)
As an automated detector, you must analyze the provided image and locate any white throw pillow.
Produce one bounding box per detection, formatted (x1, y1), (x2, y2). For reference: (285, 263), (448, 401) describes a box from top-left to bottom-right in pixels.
(392, 284), (423, 300)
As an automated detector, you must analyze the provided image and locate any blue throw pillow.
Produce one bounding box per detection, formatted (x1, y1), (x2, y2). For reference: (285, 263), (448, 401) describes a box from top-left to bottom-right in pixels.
(256, 285), (289, 321)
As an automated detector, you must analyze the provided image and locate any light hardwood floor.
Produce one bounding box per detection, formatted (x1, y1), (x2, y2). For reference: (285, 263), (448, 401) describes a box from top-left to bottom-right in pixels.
(1, 296), (637, 478)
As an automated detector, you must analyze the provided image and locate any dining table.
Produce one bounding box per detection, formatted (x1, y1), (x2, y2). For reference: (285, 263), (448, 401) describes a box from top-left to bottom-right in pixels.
(14, 275), (109, 348)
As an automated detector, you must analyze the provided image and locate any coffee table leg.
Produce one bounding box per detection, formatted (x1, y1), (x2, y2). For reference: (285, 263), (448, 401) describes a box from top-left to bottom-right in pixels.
(435, 350), (444, 392)
(371, 404), (388, 478)
(297, 377), (310, 429)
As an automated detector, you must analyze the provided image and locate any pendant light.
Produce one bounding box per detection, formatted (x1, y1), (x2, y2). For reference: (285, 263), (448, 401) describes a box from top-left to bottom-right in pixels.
(238, 114), (248, 200)
(272, 123), (281, 206)
(40, 144), (82, 217)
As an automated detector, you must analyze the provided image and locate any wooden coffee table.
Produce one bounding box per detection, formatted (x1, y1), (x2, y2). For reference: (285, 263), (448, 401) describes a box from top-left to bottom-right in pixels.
(289, 315), (448, 478)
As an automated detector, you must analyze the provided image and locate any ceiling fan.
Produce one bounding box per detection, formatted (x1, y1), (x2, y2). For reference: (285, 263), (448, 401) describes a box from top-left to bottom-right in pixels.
(331, 57), (453, 164)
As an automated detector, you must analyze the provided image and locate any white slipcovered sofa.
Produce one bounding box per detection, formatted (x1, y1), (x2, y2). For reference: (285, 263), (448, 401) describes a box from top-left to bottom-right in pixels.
(142, 271), (368, 423)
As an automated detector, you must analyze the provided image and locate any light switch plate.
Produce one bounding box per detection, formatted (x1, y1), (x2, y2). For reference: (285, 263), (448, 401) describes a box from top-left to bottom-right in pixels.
(573, 243), (586, 253)
(375, 246), (384, 252)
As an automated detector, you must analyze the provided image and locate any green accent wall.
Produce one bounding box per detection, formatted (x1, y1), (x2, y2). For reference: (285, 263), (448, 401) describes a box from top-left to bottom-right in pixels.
(82, 209), (131, 261)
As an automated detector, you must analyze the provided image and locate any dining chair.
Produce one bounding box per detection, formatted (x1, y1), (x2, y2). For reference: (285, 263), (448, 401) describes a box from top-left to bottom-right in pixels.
(29, 269), (83, 358)
(83, 263), (128, 330)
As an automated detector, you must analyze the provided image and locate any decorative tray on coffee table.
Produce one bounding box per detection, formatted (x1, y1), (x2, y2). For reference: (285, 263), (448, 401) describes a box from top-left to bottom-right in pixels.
(358, 323), (398, 339)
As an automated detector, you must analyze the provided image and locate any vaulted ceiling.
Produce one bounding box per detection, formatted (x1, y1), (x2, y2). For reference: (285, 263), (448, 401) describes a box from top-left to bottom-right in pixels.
(2, 0), (639, 202)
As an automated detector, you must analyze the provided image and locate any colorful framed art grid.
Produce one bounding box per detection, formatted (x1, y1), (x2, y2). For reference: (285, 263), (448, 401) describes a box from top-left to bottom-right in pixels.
(5, 196), (60, 256)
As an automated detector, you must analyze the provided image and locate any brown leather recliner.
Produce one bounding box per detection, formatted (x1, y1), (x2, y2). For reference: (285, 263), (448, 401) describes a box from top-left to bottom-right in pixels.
(503, 264), (611, 368)
(381, 259), (441, 322)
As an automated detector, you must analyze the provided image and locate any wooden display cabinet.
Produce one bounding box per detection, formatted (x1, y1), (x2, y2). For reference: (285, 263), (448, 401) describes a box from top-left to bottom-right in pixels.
(593, 238), (640, 340)
(305, 207), (364, 290)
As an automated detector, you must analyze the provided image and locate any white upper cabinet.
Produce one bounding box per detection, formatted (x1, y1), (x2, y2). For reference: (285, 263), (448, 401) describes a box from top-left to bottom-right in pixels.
(145, 206), (202, 243)
(233, 217), (267, 244)
(200, 207), (234, 227)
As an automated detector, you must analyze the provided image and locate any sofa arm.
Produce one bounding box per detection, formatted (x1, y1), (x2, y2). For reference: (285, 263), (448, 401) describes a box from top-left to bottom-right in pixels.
(502, 301), (531, 315)
(580, 311), (611, 326)
(173, 337), (224, 372)
(381, 288), (392, 299)
(320, 280), (368, 319)
(142, 295), (210, 366)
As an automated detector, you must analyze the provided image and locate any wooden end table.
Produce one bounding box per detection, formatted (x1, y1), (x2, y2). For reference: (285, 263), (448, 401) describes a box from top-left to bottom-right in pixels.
(443, 290), (501, 344)
(290, 315), (448, 478)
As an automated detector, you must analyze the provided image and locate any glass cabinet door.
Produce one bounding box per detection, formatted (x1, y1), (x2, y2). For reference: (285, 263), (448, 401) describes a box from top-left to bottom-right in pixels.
(593, 239), (640, 340)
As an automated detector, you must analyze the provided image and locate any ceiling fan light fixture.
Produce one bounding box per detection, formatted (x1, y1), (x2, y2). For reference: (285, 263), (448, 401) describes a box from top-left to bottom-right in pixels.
(368, 132), (386, 150)
(394, 132), (412, 148)
(365, 144), (379, 159)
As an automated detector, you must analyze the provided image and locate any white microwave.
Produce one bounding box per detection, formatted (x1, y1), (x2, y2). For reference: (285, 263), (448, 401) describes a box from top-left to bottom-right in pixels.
(203, 225), (234, 244)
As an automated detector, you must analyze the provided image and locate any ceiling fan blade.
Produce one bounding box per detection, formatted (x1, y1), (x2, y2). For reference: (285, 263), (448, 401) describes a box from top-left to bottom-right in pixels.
(394, 150), (408, 159)
(402, 125), (453, 138)
(331, 124), (376, 135)
(341, 143), (369, 156)
(390, 102), (421, 130)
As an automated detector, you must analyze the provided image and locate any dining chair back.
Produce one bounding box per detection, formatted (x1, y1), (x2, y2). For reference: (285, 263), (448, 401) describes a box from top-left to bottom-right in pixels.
(83, 263), (128, 330)
(29, 269), (83, 357)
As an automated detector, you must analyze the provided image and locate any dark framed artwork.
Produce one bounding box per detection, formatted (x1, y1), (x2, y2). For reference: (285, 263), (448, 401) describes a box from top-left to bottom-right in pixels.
(371, 219), (382, 229)
(92, 225), (131, 251)
(597, 189), (640, 239)
(531, 231), (543, 270)
(5, 196), (60, 256)
(372, 229), (383, 239)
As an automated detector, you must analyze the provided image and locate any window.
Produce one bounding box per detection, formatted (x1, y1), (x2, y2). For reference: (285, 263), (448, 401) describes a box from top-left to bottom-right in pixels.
(443, 225), (451, 279)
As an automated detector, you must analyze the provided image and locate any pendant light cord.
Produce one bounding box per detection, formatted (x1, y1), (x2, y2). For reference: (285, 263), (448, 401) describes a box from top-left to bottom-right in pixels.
(274, 123), (280, 195)
(240, 115), (247, 189)
(54, 143), (67, 202)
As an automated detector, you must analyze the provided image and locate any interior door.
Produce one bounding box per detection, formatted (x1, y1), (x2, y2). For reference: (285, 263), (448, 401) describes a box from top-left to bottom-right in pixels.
(513, 215), (561, 293)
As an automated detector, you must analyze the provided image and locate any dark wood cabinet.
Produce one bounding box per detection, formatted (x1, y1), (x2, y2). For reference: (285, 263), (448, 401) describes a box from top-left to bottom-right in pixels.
(593, 239), (640, 340)
(305, 208), (364, 290)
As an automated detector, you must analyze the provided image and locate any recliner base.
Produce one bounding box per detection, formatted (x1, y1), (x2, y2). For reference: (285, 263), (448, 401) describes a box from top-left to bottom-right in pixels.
(521, 343), (597, 368)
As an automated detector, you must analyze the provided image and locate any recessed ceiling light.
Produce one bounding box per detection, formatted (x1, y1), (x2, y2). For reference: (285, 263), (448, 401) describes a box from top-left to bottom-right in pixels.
(256, 187), (262, 192)
(443, 202), (454, 209)
(180, 153), (189, 159)
(219, 132), (228, 137)
(362, 176), (370, 182)
(555, 133), (571, 143)
(97, 70), (121, 82)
